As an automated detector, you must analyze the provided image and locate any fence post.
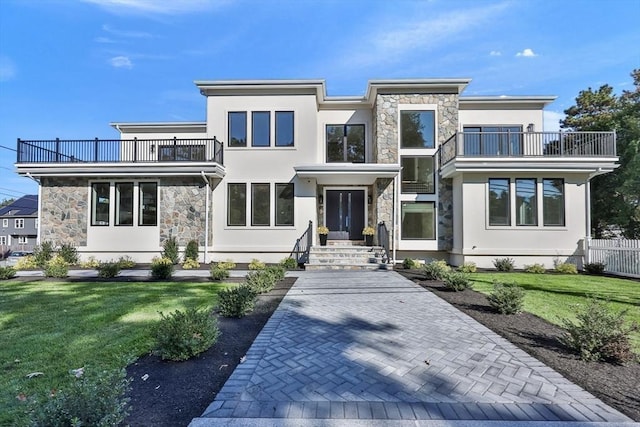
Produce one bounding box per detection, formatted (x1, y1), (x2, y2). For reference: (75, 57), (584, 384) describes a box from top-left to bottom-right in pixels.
(55, 138), (60, 162)
(94, 137), (99, 162)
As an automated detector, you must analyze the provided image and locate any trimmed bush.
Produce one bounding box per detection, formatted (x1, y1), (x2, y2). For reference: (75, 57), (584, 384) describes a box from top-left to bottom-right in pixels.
(457, 262), (477, 273)
(248, 258), (266, 270)
(524, 263), (546, 274)
(560, 299), (638, 363)
(487, 282), (525, 314)
(218, 285), (256, 318)
(0, 266), (16, 280)
(182, 258), (200, 270)
(44, 255), (69, 278)
(14, 255), (38, 270)
(210, 266), (230, 281)
(162, 236), (180, 265)
(33, 240), (54, 267)
(97, 262), (120, 279)
(217, 260), (236, 270)
(58, 242), (79, 265)
(80, 256), (101, 269)
(555, 262), (578, 274)
(30, 367), (130, 427)
(279, 257), (298, 270)
(154, 308), (220, 361)
(493, 257), (515, 272)
(184, 240), (199, 262)
(584, 262), (606, 275)
(423, 260), (451, 281)
(442, 272), (472, 291)
(245, 270), (276, 294)
(117, 255), (136, 269)
(402, 258), (419, 269)
(265, 265), (286, 282)
(150, 257), (174, 280)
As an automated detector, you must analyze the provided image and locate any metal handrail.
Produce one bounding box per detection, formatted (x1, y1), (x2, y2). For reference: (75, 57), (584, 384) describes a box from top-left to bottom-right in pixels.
(290, 220), (312, 266)
(377, 221), (390, 264)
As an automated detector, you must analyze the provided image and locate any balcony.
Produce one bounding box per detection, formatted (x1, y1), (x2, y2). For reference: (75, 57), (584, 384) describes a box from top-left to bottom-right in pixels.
(15, 137), (225, 179)
(439, 131), (618, 177)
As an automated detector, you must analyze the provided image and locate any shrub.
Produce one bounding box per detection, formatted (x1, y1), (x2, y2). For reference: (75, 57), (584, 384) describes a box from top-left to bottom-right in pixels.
(555, 262), (578, 274)
(493, 257), (515, 272)
(279, 257), (298, 270)
(217, 285), (256, 318)
(560, 299), (638, 363)
(0, 266), (16, 280)
(210, 266), (230, 281)
(442, 272), (473, 291)
(150, 257), (174, 280)
(457, 262), (477, 273)
(44, 255), (69, 278)
(14, 255), (38, 270)
(30, 367), (130, 427)
(33, 240), (54, 267)
(423, 260), (451, 281)
(58, 242), (79, 265)
(182, 258), (200, 269)
(487, 282), (525, 314)
(117, 255), (136, 269)
(80, 256), (101, 269)
(97, 262), (121, 278)
(524, 263), (546, 274)
(217, 259), (236, 270)
(248, 258), (266, 270)
(184, 240), (199, 262)
(154, 307), (220, 361)
(265, 265), (286, 282)
(584, 262), (606, 275)
(162, 236), (180, 265)
(402, 258), (419, 269)
(245, 270), (276, 294)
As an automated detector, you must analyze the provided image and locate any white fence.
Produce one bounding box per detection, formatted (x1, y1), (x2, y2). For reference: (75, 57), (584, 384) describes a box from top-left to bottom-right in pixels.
(586, 239), (640, 279)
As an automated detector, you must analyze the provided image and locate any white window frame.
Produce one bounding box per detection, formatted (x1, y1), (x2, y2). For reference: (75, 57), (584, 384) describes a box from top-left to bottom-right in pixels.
(17, 236), (28, 244)
(15, 219), (24, 229)
(2, 219), (7, 227)
(0, 236), (6, 245)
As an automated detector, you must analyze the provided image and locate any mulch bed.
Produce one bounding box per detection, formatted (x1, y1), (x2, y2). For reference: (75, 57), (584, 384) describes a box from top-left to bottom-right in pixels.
(125, 277), (296, 427)
(398, 269), (640, 421)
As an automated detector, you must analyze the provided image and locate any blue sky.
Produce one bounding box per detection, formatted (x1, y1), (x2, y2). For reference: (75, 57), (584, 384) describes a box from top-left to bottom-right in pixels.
(1, 0), (638, 198)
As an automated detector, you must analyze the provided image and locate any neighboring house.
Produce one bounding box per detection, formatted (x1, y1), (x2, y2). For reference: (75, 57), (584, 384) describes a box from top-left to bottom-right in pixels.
(0, 195), (38, 254)
(14, 79), (618, 268)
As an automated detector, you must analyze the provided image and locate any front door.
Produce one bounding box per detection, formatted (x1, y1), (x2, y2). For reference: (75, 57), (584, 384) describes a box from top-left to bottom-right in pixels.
(325, 190), (365, 240)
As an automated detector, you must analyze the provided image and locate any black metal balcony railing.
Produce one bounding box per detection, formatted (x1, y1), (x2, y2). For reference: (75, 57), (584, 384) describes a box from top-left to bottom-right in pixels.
(16, 137), (224, 165)
(439, 131), (616, 167)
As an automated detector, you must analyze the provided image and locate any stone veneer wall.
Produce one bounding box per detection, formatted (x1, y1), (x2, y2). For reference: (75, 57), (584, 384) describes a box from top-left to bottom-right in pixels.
(159, 178), (208, 247)
(40, 177), (88, 246)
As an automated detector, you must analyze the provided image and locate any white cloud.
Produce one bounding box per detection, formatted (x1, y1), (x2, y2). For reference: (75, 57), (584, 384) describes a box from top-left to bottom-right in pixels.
(82, 0), (229, 15)
(516, 48), (537, 57)
(543, 110), (565, 132)
(109, 56), (133, 69)
(490, 50), (502, 56)
(0, 56), (16, 82)
(102, 24), (153, 39)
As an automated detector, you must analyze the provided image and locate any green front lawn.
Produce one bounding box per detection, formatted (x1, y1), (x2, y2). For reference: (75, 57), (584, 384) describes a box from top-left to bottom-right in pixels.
(469, 273), (640, 351)
(0, 280), (227, 426)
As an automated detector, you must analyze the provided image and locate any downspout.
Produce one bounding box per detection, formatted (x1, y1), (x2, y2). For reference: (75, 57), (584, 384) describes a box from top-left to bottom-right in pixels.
(26, 173), (41, 245)
(393, 173), (399, 265)
(200, 171), (210, 264)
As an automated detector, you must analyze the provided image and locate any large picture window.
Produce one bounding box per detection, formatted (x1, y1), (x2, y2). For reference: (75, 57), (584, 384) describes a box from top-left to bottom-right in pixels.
(251, 183), (270, 226)
(115, 182), (134, 226)
(400, 111), (435, 148)
(91, 183), (110, 226)
(543, 179), (565, 226)
(401, 156), (435, 193)
(275, 111), (294, 147)
(275, 183), (294, 226)
(488, 179), (510, 226)
(139, 182), (157, 226)
(227, 184), (247, 226)
(228, 112), (247, 147)
(516, 179), (537, 226)
(252, 111), (270, 147)
(401, 202), (435, 239)
(326, 124), (365, 162)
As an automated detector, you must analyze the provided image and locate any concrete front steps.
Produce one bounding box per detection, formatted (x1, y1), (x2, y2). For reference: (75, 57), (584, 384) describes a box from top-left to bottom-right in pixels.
(305, 244), (389, 271)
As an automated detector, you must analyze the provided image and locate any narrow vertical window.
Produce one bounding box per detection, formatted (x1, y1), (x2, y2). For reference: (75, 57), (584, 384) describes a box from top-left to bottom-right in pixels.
(543, 179), (565, 226)
(228, 112), (247, 147)
(488, 178), (510, 226)
(227, 183), (246, 226)
(275, 111), (294, 146)
(400, 111), (435, 148)
(91, 182), (110, 226)
(251, 183), (270, 226)
(139, 182), (158, 226)
(275, 183), (294, 226)
(252, 111), (270, 147)
(516, 179), (537, 226)
(115, 182), (134, 226)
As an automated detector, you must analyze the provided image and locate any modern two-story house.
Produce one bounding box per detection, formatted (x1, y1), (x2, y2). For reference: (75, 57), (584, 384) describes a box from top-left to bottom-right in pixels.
(14, 78), (618, 268)
(0, 195), (38, 254)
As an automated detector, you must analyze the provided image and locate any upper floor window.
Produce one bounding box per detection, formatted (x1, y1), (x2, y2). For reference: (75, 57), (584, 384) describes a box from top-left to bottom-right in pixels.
(401, 111), (435, 148)
(488, 178), (510, 226)
(229, 112), (247, 147)
(15, 218), (24, 229)
(516, 179), (537, 226)
(275, 111), (294, 147)
(91, 182), (110, 226)
(463, 126), (522, 156)
(401, 156), (435, 193)
(543, 179), (565, 226)
(252, 112), (270, 147)
(2, 219), (7, 227)
(326, 124), (365, 163)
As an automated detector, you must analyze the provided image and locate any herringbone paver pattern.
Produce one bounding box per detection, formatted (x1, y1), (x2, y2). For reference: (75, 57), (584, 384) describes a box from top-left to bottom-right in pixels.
(194, 271), (632, 423)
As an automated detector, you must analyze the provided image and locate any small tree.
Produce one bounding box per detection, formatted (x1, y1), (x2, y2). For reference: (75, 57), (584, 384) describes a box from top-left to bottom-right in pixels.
(184, 240), (199, 262)
(162, 236), (180, 265)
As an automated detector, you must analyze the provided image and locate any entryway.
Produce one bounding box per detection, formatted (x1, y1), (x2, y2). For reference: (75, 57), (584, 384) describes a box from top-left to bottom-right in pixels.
(325, 189), (365, 241)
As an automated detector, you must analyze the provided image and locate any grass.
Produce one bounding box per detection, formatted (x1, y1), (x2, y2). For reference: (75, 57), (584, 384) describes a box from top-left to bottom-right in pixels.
(0, 279), (227, 426)
(469, 272), (640, 352)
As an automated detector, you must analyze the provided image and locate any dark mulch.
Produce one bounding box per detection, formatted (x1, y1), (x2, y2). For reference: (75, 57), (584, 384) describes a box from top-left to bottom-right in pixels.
(125, 277), (296, 427)
(398, 269), (640, 421)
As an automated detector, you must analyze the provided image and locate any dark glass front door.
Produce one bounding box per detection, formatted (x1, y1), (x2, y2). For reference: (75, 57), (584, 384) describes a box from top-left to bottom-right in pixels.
(325, 190), (365, 240)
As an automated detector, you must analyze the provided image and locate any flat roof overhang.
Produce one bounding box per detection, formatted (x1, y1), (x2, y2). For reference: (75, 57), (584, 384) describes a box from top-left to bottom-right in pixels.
(15, 162), (226, 179)
(295, 163), (400, 185)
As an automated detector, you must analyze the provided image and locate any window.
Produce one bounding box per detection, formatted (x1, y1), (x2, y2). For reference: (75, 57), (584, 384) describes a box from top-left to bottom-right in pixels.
(251, 183), (270, 226)
(275, 183), (294, 226)
(275, 111), (294, 147)
(15, 219), (24, 229)
(0, 236), (6, 245)
(252, 112), (270, 147)
(401, 111), (435, 148)
(227, 184), (247, 226)
(228, 112), (247, 147)
(139, 183), (158, 226)
(91, 183), (110, 226)
(401, 156), (435, 193)
(401, 202), (435, 239)
(488, 179), (510, 226)
(159, 145), (205, 161)
(2, 219), (7, 227)
(326, 124), (365, 162)
(18, 236), (28, 244)
(463, 126), (522, 156)
(516, 179), (537, 226)
(543, 179), (565, 226)
(115, 183), (134, 226)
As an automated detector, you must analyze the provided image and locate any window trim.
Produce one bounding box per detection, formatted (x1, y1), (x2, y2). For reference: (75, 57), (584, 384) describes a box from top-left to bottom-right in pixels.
(228, 111), (248, 147)
(488, 178), (511, 226)
(275, 111), (295, 147)
(14, 218), (24, 229)
(0, 236), (6, 245)
(251, 111), (271, 147)
(17, 236), (28, 244)
(2, 219), (8, 227)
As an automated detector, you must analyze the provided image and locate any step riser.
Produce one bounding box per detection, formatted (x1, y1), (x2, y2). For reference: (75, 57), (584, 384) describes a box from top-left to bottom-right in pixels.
(305, 264), (385, 271)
